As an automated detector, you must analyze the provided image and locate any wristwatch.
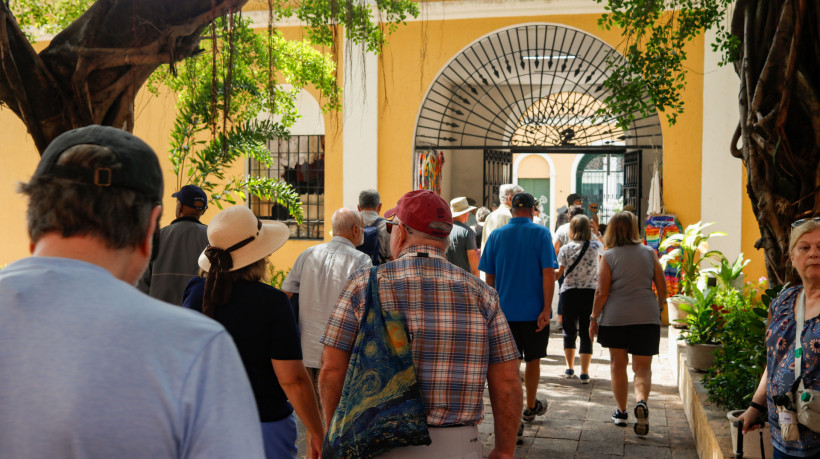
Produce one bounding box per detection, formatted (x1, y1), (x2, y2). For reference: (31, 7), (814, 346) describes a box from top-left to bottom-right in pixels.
(589, 315), (598, 321)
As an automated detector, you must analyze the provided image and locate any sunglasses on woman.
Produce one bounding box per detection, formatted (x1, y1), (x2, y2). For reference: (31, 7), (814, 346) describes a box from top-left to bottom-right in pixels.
(792, 217), (820, 228)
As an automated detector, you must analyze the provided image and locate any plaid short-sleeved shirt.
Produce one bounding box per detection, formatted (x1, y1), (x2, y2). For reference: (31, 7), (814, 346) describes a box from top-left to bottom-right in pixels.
(321, 244), (520, 427)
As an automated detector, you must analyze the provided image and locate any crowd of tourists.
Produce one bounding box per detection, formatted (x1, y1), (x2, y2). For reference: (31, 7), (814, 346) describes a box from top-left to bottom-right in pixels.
(0, 126), (667, 459)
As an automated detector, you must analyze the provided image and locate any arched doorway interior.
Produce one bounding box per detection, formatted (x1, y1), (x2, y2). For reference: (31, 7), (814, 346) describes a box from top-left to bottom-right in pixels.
(412, 23), (663, 223)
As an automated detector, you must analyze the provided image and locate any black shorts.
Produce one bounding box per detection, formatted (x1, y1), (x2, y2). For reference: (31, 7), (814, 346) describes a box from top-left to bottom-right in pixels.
(507, 321), (549, 362)
(597, 324), (661, 356)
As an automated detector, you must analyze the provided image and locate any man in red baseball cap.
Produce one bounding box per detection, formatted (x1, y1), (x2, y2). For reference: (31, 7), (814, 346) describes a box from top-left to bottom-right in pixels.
(320, 189), (523, 458)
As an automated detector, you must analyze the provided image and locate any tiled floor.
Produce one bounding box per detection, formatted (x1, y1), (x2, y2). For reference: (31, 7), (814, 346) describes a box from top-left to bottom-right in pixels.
(297, 321), (698, 458)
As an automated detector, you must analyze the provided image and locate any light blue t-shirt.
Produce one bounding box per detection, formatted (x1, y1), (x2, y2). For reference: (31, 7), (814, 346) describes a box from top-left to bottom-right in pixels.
(0, 257), (265, 458)
(479, 217), (557, 321)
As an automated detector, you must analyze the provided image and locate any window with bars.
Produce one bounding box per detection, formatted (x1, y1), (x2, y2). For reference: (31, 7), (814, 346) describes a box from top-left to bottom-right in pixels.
(249, 135), (324, 239)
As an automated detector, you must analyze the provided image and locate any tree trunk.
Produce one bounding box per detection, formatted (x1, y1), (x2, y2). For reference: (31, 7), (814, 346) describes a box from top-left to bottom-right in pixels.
(0, 0), (249, 154)
(732, 0), (820, 284)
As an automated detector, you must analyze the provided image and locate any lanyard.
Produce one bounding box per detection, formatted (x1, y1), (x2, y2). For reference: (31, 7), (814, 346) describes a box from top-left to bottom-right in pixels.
(796, 291), (806, 383)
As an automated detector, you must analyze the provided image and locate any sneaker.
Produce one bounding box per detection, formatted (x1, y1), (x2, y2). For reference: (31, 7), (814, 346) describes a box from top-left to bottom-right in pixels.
(611, 409), (628, 427)
(516, 422), (524, 445)
(579, 374), (591, 384)
(555, 321), (563, 331)
(522, 399), (548, 422)
(562, 369), (576, 379)
(634, 400), (649, 435)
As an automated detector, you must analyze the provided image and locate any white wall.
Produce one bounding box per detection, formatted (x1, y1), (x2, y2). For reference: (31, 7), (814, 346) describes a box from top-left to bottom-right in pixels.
(342, 41), (379, 209)
(700, 25), (743, 261)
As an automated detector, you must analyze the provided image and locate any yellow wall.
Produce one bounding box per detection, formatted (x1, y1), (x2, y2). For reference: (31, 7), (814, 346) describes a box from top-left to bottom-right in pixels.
(0, 8), (766, 281)
(741, 165), (767, 282)
(517, 155), (550, 179)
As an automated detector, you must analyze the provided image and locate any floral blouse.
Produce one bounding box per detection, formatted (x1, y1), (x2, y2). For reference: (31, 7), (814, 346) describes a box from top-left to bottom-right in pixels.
(766, 285), (820, 456)
(557, 240), (603, 292)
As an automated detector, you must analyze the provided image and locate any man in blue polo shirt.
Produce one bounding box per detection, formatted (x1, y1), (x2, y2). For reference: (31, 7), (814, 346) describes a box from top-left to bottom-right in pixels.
(479, 192), (556, 424)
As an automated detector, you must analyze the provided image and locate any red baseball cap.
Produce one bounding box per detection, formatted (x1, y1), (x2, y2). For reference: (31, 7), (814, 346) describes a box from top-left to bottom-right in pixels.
(385, 190), (453, 237)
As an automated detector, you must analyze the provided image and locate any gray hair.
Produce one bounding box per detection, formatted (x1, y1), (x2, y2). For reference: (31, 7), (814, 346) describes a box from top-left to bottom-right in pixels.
(498, 184), (524, 201)
(358, 189), (381, 210)
(476, 207), (491, 223)
(331, 208), (362, 235)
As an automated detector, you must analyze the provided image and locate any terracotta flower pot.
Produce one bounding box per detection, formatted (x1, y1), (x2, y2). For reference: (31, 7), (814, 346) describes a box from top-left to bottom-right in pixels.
(685, 342), (721, 372)
(727, 410), (773, 459)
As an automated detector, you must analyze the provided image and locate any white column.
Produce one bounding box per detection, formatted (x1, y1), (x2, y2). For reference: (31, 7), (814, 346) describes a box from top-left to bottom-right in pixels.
(700, 26), (742, 261)
(343, 40), (379, 209)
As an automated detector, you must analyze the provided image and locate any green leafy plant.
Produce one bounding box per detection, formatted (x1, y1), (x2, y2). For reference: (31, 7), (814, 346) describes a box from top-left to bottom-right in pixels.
(701, 281), (784, 410)
(676, 286), (721, 345)
(703, 252), (750, 290)
(266, 263), (290, 290)
(147, 15), (344, 218)
(593, 0), (738, 129)
(660, 221), (726, 297)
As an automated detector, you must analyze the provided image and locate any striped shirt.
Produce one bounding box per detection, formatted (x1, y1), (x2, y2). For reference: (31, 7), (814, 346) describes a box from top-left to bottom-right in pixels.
(321, 244), (520, 426)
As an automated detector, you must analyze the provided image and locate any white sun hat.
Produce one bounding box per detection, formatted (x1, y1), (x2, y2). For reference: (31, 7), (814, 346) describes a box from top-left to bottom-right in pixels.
(198, 206), (290, 272)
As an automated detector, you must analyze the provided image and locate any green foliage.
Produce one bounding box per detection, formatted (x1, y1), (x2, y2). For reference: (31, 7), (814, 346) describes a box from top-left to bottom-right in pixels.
(594, 0), (739, 129)
(266, 263), (290, 290)
(8, 0), (95, 40)
(660, 221), (726, 297)
(703, 252), (751, 290)
(297, 0), (420, 53)
(148, 15), (342, 219)
(676, 286), (721, 345)
(701, 282), (784, 410)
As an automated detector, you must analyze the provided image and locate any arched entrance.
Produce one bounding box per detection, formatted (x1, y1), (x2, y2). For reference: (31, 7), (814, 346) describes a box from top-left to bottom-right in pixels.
(412, 23), (662, 225)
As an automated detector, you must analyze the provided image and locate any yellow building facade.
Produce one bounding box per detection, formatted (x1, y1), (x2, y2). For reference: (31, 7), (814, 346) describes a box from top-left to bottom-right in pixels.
(0, 0), (765, 282)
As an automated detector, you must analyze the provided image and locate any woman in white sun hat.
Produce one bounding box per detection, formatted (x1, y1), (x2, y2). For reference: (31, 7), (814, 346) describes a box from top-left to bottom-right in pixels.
(183, 205), (324, 458)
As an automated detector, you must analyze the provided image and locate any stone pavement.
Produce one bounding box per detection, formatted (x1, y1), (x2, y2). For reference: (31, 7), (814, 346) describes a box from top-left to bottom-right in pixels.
(297, 321), (698, 458)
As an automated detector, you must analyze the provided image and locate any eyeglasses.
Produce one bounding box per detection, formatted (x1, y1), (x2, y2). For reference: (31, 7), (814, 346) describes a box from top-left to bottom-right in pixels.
(792, 217), (820, 228)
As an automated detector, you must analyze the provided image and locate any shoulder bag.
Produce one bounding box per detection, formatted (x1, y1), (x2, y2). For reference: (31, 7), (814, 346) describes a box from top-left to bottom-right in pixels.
(559, 240), (590, 283)
(322, 266), (431, 458)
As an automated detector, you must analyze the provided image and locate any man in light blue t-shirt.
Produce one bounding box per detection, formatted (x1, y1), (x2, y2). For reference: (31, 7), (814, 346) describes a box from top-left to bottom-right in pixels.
(479, 192), (556, 426)
(0, 126), (264, 458)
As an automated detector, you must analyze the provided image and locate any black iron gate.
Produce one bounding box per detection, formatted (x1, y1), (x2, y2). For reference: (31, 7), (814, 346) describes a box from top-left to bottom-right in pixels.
(483, 149), (512, 207)
(623, 150), (642, 219)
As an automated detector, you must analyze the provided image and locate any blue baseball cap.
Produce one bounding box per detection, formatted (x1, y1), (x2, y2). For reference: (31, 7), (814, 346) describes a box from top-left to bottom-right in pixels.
(172, 185), (208, 210)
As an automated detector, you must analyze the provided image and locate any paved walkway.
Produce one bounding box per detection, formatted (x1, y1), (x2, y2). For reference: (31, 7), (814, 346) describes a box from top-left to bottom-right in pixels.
(297, 321), (698, 458)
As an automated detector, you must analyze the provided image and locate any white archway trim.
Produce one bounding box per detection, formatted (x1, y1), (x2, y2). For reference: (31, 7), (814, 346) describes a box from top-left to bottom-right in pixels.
(513, 153), (557, 228)
(569, 153), (585, 193)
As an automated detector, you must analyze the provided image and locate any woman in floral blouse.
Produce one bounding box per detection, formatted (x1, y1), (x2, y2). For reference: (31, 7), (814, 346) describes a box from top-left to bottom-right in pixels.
(556, 214), (603, 383)
(739, 218), (820, 458)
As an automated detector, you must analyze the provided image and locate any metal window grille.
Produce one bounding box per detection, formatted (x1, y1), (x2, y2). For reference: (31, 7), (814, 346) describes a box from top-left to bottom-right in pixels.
(249, 135), (324, 239)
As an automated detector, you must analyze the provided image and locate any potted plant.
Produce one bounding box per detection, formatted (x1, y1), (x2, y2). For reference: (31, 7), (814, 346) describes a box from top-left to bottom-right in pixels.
(660, 222), (726, 323)
(702, 280), (782, 458)
(676, 286), (723, 371)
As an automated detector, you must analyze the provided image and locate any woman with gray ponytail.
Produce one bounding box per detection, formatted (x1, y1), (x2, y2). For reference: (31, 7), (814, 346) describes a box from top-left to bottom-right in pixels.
(183, 205), (324, 458)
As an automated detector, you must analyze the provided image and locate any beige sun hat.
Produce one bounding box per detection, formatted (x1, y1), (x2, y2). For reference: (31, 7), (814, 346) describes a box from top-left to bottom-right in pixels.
(449, 196), (477, 218)
(198, 206), (290, 272)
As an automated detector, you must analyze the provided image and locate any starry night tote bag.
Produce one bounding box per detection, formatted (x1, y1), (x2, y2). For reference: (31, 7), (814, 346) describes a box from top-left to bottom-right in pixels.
(322, 267), (431, 458)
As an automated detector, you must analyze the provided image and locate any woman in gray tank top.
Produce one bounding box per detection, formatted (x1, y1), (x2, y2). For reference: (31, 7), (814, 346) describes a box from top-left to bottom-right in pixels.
(588, 211), (667, 436)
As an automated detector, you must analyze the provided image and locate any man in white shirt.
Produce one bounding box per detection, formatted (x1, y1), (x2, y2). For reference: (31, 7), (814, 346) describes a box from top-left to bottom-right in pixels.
(481, 184), (524, 248)
(281, 208), (372, 458)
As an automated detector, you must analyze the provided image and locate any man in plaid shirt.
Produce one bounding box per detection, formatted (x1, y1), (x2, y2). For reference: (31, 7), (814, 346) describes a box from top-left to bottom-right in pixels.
(320, 190), (523, 459)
